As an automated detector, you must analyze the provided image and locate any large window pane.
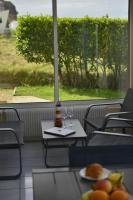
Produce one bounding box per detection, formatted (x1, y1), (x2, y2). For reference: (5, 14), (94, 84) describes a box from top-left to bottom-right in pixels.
(0, 0), (54, 103)
(0, 0), (129, 103)
(57, 0), (128, 100)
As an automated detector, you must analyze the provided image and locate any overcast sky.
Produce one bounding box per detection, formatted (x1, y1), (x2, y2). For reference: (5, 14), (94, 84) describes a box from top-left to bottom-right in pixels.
(9, 0), (128, 18)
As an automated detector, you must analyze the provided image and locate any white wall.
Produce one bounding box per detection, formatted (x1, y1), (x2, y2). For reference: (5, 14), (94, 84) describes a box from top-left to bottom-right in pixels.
(0, 10), (9, 33)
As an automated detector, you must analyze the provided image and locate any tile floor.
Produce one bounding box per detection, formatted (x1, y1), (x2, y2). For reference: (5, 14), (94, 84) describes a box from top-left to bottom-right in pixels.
(0, 141), (69, 200)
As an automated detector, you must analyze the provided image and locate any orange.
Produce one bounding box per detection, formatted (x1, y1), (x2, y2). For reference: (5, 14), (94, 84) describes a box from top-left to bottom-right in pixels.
(85, 163), (103, 179)
(89, 190), (110, 200)
(110, 190), (129, 200)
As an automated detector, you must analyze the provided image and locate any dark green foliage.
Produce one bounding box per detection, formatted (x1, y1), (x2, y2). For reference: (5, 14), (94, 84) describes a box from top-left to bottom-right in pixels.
(16, 16), (128, 89)
(0, 70), (54, 86)
(16, 15), (53, 63)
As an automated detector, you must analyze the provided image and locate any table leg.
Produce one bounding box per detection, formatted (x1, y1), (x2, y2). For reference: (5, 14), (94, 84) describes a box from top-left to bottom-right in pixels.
(42, 138), (87, 168)
(42, 139), (70, 168)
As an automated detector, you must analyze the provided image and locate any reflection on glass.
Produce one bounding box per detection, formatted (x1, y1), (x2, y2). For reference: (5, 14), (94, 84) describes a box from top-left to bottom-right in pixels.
(58, 0), (128, 101)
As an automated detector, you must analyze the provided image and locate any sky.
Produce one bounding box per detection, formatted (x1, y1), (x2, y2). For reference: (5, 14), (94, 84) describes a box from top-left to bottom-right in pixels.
(8, 0), (128, 18)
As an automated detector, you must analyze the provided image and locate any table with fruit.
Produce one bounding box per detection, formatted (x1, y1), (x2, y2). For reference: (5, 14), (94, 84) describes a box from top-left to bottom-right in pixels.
(32, 163), (133, 200)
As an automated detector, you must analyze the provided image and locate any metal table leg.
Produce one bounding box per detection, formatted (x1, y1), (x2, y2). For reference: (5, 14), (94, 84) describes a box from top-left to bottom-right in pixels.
(42, 138), (84, 168)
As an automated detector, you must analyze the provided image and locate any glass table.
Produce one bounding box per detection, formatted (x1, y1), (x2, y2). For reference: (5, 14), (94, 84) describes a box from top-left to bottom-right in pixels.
(32, 167), (133, 200)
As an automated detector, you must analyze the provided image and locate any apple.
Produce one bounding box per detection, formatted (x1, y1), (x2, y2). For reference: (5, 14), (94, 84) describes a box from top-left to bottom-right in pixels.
(80, 191), (92, 200)
(92, 179), (112, 193)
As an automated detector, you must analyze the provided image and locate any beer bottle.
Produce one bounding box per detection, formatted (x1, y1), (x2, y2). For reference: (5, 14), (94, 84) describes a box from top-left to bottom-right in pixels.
(54, 101), (63, 127)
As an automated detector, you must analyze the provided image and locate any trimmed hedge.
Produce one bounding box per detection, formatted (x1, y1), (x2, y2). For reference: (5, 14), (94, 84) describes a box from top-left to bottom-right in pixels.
(16, 16), (128, 89)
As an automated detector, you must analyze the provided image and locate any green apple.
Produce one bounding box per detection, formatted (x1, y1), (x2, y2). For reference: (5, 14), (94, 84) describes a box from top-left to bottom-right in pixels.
(80, 191), (92, 200)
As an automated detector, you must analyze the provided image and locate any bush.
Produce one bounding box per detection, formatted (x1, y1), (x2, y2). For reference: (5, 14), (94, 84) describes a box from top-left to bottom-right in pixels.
(61, 72), (97, 88)
(16, 16), (128, 89)
(0, 70), (54, 86)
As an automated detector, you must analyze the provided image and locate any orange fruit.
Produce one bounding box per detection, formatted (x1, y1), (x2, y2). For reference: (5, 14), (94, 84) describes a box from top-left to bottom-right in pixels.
(89, 190), (110, 200)
(110, 190), (129, 200)
(85, 163), (103, 179)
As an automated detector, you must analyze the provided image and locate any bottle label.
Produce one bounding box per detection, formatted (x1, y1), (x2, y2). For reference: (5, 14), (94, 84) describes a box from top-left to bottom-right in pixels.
(55, 101), (62, 127)
(56, 113), (61, 118)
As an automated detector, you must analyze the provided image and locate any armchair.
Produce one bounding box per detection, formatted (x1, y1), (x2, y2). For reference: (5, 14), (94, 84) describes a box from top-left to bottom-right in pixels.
(69, 131), (133, 167)
(84, 88), (133, 142)
(0, 107), (24, 180)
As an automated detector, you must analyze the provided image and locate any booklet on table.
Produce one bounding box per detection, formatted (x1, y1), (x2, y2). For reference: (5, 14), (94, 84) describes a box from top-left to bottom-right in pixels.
(44, 127), (75, 137)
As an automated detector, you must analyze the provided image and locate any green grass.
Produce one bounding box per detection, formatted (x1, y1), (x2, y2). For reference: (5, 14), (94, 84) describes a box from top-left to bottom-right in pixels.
(0, 35), (53, 74)
(15, 86), (125, 101)
(0, 35), (126, 101)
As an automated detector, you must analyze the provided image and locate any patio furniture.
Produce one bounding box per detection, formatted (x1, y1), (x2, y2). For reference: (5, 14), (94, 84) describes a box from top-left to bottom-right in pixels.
(69, 145), (133, 168)
(0, 107), (24, 180)
(32, 167), (133, 200)
(84, 88), (133, 142)
(69, 130), (133, 168)
(41, 119), (87, 168)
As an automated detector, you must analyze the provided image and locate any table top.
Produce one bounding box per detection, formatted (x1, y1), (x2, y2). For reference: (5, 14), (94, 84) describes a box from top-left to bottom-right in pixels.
(41, 119), (87, 140)
(32, 167), (133, 200)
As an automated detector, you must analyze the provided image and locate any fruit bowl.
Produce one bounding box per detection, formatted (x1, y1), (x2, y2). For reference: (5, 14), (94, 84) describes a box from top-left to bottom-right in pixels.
(80, 169), (132, 200)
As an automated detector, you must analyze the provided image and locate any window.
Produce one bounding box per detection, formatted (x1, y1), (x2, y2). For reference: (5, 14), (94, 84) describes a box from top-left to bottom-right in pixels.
(0, 0), (129, 103)
(0, 0), (54, 103)
(57, 0), (129, 101)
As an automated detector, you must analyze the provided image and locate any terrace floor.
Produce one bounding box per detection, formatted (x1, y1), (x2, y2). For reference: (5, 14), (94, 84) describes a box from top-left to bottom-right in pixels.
(1, 134), (133, 200)
(0, 141), (69, 200)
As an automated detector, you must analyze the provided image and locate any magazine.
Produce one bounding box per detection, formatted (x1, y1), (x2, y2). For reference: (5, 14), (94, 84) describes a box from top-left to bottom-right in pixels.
(44, 127), (75, 137)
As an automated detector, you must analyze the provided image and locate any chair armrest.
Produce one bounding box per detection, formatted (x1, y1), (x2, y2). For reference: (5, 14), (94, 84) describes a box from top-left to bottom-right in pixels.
(84, 102), (122, 119)
(0, 107), (20, 120)
(105, 111), (133, 118)
(102, 116), (133, 130)
(106, 117), (133, 123)
(0, 128), (20, 145)
(93, 130), (133, 138)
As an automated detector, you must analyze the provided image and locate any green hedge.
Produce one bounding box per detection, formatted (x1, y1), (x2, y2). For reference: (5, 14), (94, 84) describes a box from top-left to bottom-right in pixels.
(0, 70), (54, 86)
(16, 16), (128, 89)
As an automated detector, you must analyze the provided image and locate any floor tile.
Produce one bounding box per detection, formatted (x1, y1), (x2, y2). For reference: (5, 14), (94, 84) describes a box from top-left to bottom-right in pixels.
(22, 157), (44, 167)
(21, 188), (33, 200)
(0, 189), (21, 200)
(20, 176), (33, 189)
(0, 179), (20, 190)
(22, 165), (45, 177)
(0, 141), (69, 199)
(0, 167), (21, 178)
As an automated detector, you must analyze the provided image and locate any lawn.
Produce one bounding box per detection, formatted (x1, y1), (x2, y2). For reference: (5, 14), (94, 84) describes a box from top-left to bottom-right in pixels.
(15, 86), (125, 101)
(0, 35), (126, 102)
(0, 36), (53, 72)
